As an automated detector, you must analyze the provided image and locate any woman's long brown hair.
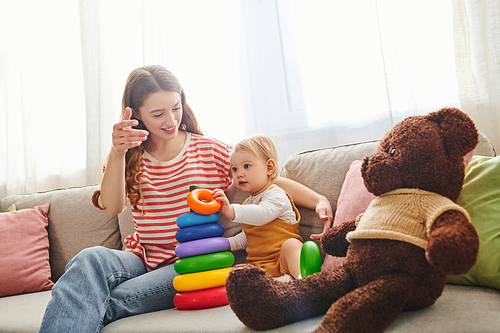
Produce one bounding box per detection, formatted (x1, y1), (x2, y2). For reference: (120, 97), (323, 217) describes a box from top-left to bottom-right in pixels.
(92, 65), (203, 215)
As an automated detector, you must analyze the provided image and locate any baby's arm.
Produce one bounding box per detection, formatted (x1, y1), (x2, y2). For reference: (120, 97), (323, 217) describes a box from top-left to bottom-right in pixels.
(227, 231), (247, 251)
(213, 189), (235, 220)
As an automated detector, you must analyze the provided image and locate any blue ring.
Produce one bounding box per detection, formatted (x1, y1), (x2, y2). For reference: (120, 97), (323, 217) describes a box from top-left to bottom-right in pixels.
(176, 223), (225, 243)
(176, 212), (220, 228)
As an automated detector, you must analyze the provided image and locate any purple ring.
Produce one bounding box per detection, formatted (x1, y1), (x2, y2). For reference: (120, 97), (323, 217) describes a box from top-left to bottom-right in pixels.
(175, 237), (229, 258)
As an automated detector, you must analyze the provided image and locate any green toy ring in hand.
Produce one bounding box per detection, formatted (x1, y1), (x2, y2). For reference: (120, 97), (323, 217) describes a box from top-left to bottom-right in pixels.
(300, 241), (321, 278)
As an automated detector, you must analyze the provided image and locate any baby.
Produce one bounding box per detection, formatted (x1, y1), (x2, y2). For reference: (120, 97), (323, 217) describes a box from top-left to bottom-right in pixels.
(213, 135), (304, 279)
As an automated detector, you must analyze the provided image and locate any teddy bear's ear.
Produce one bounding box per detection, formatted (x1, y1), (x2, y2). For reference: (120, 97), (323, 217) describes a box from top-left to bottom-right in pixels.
(425, 107), (478, 158)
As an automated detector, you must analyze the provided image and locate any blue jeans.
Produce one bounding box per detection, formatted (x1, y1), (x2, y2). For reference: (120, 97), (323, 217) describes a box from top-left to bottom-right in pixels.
(38, 246), (178, 333)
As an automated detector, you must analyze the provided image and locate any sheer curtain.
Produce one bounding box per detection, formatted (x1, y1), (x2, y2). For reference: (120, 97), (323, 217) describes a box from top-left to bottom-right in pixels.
(235, 0), (461, 165)
(452, 0), (500, 152)
(1, 0), (478, 197)
(0, 0), (243, 197)
(1, 1), (88, 197)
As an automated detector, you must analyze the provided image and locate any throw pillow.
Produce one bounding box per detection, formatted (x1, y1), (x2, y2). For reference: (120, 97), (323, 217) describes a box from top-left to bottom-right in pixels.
(4, 203), (16, 212)
(447, 156), (500, 290)
(0, 204), (54, 297)
(321, 161), (376, 271)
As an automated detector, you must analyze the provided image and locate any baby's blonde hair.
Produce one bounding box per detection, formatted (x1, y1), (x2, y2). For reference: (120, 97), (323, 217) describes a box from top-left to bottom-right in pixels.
(233, 134), (278, 181)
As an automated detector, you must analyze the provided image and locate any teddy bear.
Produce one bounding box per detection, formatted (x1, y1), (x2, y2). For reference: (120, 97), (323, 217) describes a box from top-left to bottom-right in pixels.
(225, 107), (480, 333)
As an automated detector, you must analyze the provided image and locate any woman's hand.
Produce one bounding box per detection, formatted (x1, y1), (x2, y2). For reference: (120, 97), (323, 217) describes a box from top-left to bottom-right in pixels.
(111, 107), (149, 154)
(310, 196), (333, 240)
(213, 189), (235, 220)
(100, 108), (148, 216)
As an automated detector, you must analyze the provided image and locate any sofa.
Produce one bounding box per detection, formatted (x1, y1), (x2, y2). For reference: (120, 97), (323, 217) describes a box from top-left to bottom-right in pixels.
(1, 133), (499, 333)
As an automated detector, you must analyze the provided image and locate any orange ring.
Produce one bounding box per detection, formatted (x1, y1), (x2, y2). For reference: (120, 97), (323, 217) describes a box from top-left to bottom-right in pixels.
(187, 189), (221, 215)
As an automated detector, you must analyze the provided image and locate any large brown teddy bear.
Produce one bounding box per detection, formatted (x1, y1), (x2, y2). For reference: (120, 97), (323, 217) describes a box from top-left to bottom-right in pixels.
(225, 108), (480, 333)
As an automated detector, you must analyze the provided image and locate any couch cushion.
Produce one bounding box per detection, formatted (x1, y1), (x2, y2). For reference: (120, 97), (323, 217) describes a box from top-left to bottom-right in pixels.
(97, 284), (500, 333)
(0, 290), (51, 332)
(0, 185), (122, 282)
(281, 140), (379, 245)
(0, 204), (54, 297)
(0, 279), (498, 332)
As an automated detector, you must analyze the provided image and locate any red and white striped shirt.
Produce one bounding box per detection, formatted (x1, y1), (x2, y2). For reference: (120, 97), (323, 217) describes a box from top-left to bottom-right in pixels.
(124, 133), (232, 270)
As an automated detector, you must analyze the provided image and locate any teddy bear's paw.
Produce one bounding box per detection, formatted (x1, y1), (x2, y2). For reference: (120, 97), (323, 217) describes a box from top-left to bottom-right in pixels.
(427, 210), (480, 275)
(225, 264), (306, 330)
(321, 220), (356, 257)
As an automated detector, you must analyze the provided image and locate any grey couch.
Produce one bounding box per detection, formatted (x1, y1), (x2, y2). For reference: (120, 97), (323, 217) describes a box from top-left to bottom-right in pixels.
(1, 134), (499, 333)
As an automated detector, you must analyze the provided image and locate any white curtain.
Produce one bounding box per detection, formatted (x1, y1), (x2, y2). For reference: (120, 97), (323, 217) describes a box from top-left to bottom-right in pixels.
(1, 0), (483, 198)
(0, 0), (243, 197)
(452, 0), (500, 153)
(235, 0), (461, 165)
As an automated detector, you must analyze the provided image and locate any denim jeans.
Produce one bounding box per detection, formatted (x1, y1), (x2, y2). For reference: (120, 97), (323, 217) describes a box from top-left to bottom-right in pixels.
(38, 246), (178, 333)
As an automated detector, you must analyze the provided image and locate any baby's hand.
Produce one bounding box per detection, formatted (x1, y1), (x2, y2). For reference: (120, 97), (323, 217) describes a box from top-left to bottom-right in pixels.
(212, 189), (235, 220)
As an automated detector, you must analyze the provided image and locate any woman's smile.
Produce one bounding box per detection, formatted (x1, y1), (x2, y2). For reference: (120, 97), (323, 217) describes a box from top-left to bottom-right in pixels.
(162, 126), (177, 134)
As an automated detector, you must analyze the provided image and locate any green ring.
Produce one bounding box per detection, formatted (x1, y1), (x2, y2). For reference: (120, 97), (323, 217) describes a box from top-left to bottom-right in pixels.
(175, 251), (234, 274)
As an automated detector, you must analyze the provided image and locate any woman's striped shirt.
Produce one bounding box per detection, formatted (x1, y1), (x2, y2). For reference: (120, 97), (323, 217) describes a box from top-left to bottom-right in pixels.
(124, 133), (232, 270)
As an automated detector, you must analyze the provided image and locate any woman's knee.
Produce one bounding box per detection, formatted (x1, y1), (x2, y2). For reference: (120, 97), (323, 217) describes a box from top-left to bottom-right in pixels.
(66, 246), (112, 270)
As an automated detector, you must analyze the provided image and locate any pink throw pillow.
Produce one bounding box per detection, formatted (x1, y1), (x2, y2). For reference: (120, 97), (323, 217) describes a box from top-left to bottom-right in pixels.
(0, 204), (54, 297)
(322, 161), (375, 271)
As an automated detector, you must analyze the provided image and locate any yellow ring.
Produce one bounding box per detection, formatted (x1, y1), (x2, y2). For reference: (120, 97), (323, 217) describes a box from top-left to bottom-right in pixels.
(173, 267), (231, 292)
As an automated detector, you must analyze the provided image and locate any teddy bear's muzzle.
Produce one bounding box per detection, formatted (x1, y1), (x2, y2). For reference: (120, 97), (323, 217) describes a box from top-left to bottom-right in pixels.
(362, 154), (402, 196)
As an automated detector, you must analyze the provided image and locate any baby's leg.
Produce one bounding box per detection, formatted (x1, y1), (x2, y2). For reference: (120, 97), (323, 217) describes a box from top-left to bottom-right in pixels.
(280, 238), (303, 278)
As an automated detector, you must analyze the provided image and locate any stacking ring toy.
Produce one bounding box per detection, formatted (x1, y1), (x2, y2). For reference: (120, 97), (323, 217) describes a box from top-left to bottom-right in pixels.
(175, 237), (229, 258)
(187, 189), (221, 215)
(173, 267), (231, 292)
(175, 223), (225, 243)
(176, 212), (220, 228)
(174, 251), (234, 274)
(300, 241), (321, 278)
(174, 285), (228, 310)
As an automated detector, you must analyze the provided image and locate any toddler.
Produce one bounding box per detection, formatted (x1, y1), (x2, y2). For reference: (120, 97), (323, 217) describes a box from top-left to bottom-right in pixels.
(213, 135), (304, 279)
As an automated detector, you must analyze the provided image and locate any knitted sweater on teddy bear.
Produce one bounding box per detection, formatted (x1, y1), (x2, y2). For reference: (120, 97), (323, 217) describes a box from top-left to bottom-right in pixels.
(346, 188), (470, 249)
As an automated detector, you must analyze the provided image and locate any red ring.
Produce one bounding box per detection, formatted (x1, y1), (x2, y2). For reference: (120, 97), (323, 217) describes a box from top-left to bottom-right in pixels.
(186, 189), (221, 215)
